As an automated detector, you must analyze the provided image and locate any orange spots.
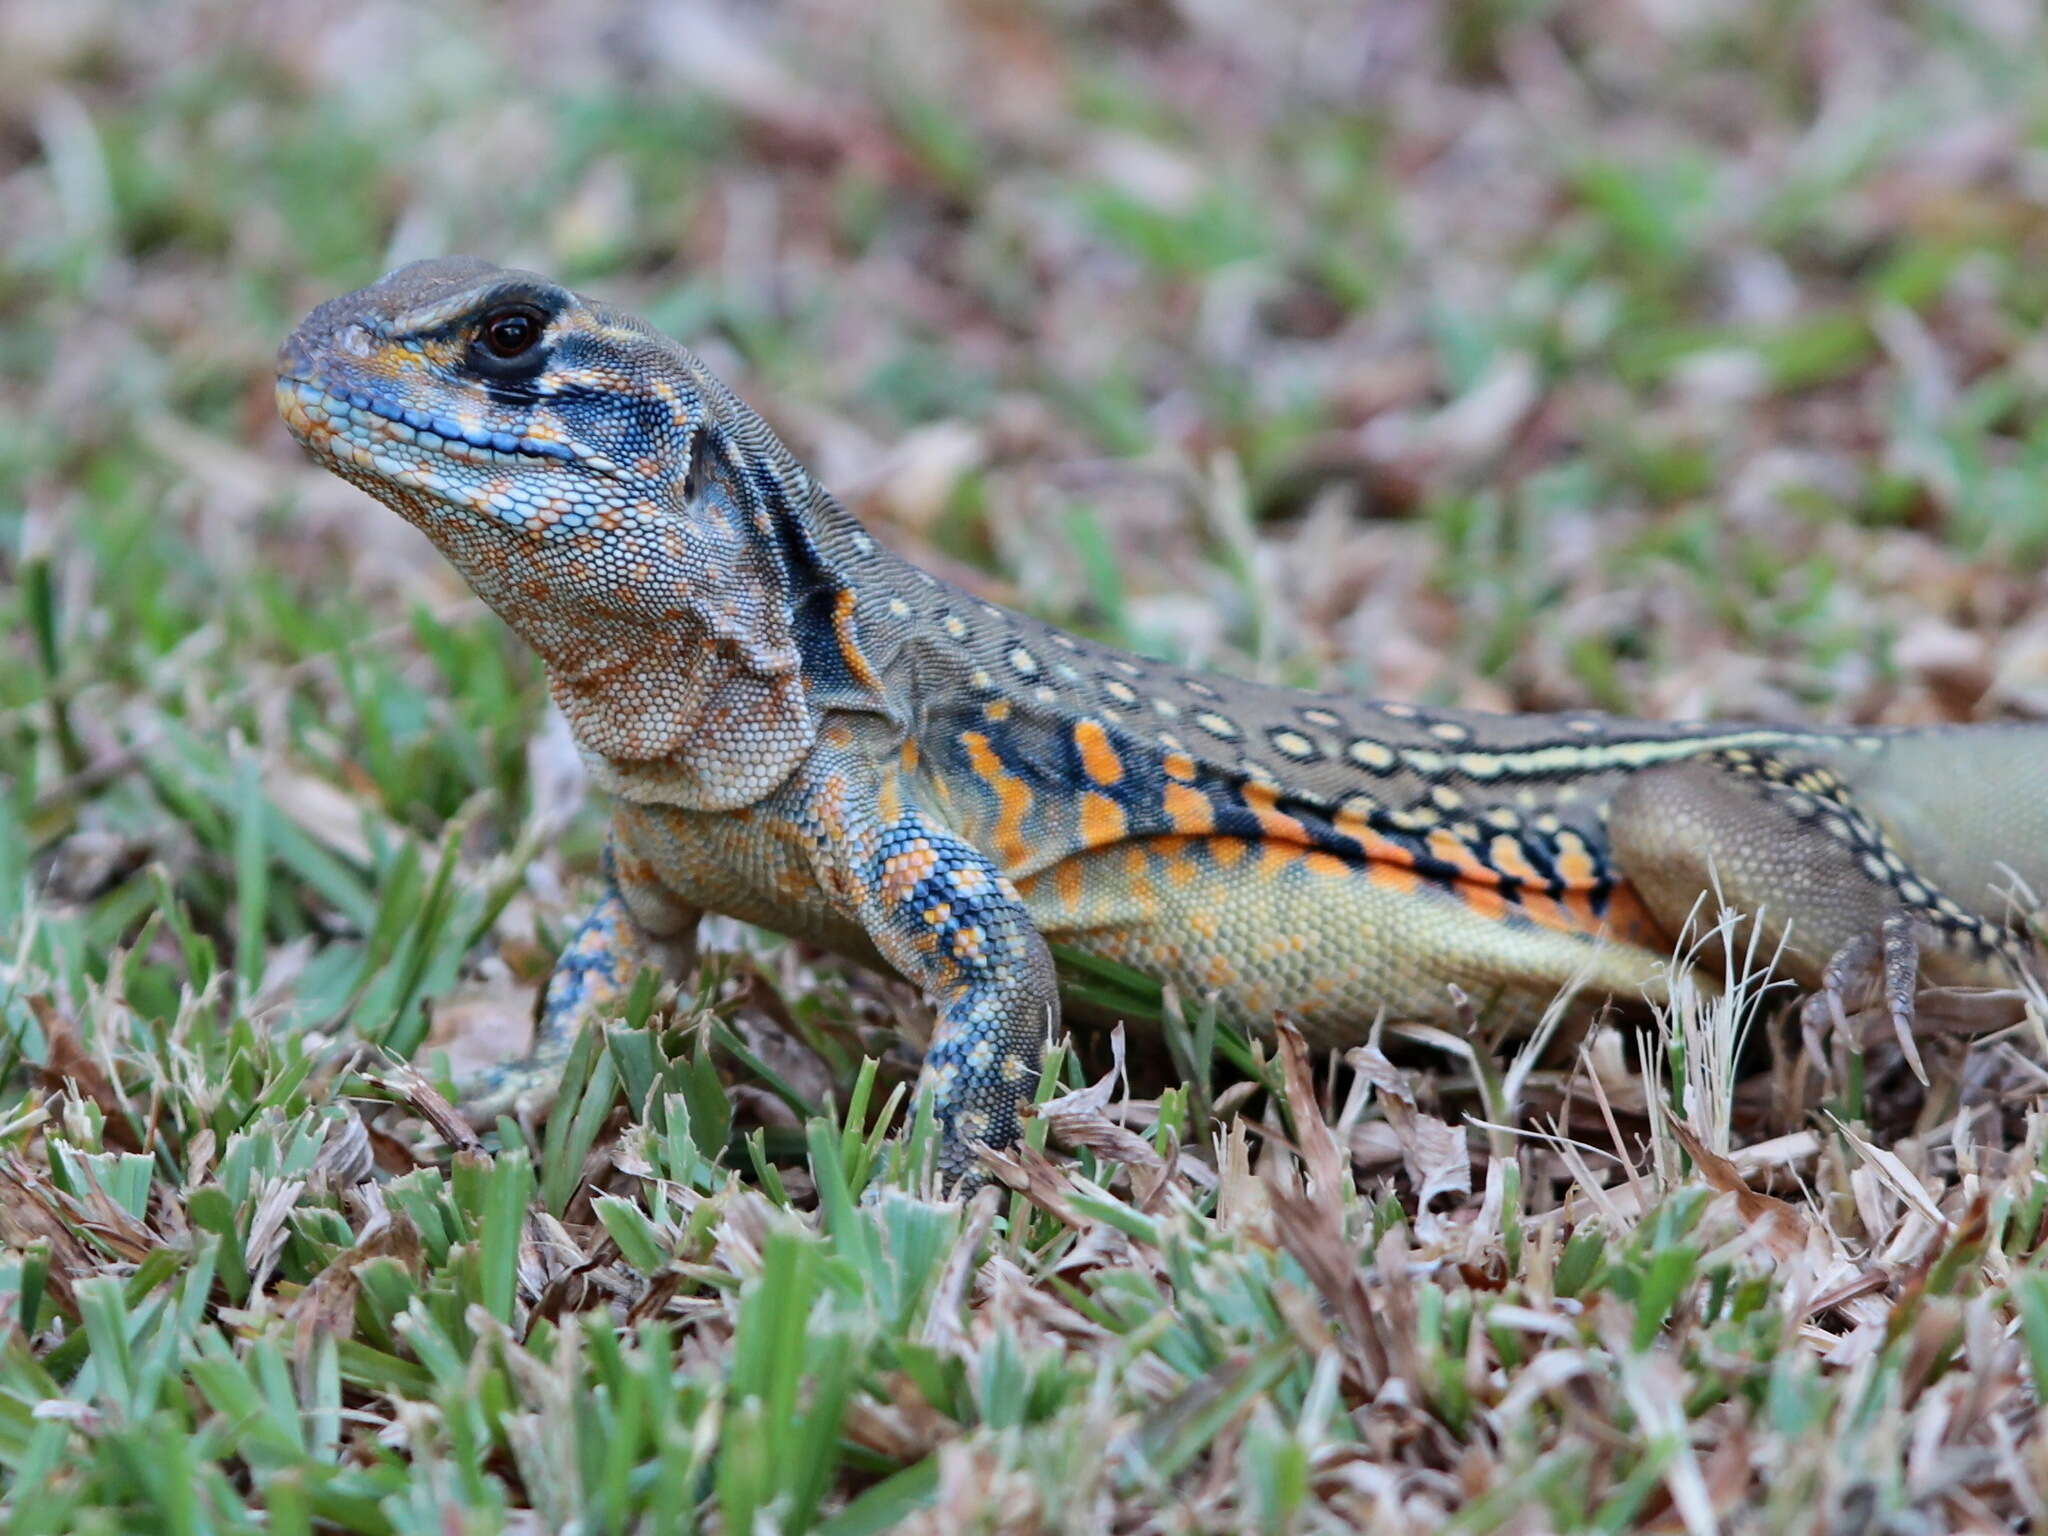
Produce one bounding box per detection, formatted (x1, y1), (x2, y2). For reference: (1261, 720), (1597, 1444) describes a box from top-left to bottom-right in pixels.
(1487, 835), (1545, 886)
(900, 741), (921, 773)
(1162, 750), (1198, 783)
(1426, 829), (1498, 885)
(959, 731), (1034, 870)
(833, 589), (883, 691)
(1241, 782), (1310, 845)
(1162, 848), (1199, 887)
(1163, 781), (1216, 834)
(1552, 831), (1601, 890)
(1332, 804), (1374, 845)
(821, 723), (854, 749)
(1053, 860), (1085, 909)
(1331, 809), (1422, 876)
(984, 699), (1012, 722)
(1204, 953), (1238, 988)
(1210, 838), (1248, 870)
(875, 776), (903, 825)
(816, 773), (850, 841)
(1187, 908), (1220, 939)
(880, 842), (939, 903)
(1079, 791), (1128, 848)
(1258, 842), (1297, 877)
(1302, 851), (1349, 879)
(1074, 719), (1124, 786)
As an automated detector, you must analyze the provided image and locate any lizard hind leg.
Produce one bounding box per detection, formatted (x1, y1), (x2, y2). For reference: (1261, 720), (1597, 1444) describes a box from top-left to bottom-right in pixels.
(1608, 750), (2025, 1074)
(459, 847), (701, 1124)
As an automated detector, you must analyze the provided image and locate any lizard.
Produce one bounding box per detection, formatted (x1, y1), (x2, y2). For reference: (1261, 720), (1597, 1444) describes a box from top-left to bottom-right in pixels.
(277, 257), (2048, 1184)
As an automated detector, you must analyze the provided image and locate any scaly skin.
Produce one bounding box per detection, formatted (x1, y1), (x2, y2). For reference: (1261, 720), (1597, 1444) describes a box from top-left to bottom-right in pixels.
(279, 258), (2047, 1183)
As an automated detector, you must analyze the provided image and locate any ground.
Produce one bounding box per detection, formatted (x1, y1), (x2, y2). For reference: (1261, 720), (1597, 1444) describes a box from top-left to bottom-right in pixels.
(4, 1), (2048, 1531)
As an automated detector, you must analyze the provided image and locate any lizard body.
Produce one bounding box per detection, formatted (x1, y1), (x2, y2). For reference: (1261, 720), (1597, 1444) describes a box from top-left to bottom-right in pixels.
(279, 259), (2047, 1179)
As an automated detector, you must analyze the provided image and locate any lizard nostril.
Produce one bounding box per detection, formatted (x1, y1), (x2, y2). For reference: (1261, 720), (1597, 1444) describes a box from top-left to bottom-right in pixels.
(275, 330), (315, 381)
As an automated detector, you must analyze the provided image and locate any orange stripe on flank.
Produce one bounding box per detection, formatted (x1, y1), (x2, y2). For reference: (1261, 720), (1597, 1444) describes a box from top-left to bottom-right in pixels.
(1163, 780), (1216, 834)
(1487, 834), (1545, 887)
(1241, 781), (1311, 845)
(959, 730), (1034, 870)
(1426, 829), (1500, 885)
(1073, 719), (1124, 786)
(1162, 750), (1198, 783)
(1358, 827), (1419, 869)
(1551, 831), (1601, 890)
(1510, 879), (1665, 944)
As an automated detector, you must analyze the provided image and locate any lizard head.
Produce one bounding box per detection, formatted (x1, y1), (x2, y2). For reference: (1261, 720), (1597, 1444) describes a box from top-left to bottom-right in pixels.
(277, 257), (823, 798)
(276, 255), (720, 561)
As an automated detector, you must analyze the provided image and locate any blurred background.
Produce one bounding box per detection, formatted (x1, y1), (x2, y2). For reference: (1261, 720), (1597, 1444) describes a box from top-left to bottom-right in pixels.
(6, 0), (2048, 1039)
(12, 11), (2048, 1521)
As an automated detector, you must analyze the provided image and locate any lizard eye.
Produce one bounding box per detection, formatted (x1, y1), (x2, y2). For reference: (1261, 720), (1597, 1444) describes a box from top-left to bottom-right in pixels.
(478, 306), (545, 360)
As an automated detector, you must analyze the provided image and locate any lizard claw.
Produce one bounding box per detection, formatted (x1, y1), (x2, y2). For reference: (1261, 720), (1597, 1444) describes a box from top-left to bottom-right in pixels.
(1878, 911), (1926, 1085)
(1814, 915), (1928, 1085)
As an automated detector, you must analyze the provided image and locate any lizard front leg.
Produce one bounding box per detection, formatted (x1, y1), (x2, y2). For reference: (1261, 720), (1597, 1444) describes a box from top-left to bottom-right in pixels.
(460, 836), (700, 1122)
(774, 751), (1060, 1188)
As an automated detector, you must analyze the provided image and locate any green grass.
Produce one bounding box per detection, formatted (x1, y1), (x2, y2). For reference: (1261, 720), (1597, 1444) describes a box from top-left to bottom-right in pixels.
(7, 0), (2048, 1529)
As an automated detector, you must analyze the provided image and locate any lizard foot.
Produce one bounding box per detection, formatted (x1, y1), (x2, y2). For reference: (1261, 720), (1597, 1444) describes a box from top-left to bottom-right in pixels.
(1799, 911), (1928, 1084)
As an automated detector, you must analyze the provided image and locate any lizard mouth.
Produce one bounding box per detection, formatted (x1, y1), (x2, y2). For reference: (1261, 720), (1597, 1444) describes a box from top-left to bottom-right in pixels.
(276, 373), (637, 538)
(275, 375), (582, 469)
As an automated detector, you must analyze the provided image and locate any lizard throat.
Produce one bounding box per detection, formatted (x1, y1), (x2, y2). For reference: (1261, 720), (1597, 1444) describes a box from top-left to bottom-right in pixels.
(275, 376), (822, 806)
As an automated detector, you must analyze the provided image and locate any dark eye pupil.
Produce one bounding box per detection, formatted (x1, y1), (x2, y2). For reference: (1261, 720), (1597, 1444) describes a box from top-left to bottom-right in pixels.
(483, 311), (539, 358)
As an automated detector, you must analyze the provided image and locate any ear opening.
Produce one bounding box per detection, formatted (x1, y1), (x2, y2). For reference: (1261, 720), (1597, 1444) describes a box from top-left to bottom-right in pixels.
(680, 425), (707, 504)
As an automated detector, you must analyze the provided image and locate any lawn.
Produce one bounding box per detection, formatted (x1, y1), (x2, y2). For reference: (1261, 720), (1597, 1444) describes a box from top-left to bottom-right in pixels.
(6, 0), (2048, 1530)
